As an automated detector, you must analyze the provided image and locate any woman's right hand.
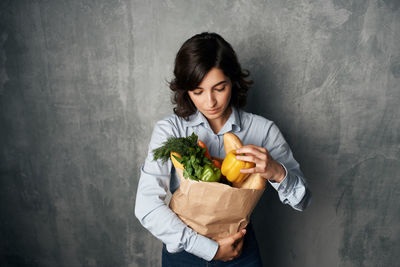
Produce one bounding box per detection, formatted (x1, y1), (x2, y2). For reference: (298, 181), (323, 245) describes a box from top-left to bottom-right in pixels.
(212, 229), (246, 262)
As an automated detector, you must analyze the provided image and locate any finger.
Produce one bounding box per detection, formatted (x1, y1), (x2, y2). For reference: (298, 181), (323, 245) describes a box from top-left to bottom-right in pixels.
(233, 235), (244, 248)
(232, 229), (246, 242)
(236, 148), (264, 157)
(237, 144), (263, 152)
(235, 243), (244, 258)
(239, 167), (258, 174)
(235, 154), (265, 164)
(236, 149), (268, 163)
(235, 249), (243, 259)
(237, 145), (268, 154)
(236, 238), (244, 251)
(232, 250), (239, 258)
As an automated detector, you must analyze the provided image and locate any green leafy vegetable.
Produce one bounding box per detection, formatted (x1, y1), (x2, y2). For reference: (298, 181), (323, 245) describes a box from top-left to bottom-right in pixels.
(152, 133), (213, 181)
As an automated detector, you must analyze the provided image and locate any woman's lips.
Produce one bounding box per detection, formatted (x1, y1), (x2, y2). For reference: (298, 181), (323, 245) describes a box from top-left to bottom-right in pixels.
(207, 108), (219, 114)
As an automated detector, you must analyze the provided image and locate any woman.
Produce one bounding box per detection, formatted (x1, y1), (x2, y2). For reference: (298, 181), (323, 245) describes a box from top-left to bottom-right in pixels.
(135, 32), (311, 266)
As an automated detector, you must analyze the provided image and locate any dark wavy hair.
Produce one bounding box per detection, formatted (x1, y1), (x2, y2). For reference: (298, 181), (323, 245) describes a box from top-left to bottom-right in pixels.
(169, 32), (253, 119)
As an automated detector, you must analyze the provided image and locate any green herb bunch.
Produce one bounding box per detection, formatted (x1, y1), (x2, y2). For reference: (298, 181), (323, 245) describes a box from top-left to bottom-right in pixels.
(152, 133), (212, 181)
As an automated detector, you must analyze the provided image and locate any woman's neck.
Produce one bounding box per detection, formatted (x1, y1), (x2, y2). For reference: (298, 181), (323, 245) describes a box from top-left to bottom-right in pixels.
(207, 106), (232, 134)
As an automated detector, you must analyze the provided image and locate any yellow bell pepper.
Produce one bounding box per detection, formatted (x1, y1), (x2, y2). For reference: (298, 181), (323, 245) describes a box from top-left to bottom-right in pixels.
(221, 150), (255, 183)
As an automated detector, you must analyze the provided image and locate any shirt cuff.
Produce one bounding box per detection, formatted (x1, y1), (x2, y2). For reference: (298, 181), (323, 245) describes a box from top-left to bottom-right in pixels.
(186, 234), (219, 261)
(268, 162), (289, 192)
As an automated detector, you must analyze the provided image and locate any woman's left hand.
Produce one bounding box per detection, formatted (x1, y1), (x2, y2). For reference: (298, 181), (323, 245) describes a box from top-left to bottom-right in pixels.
(235, 145), (286, 183)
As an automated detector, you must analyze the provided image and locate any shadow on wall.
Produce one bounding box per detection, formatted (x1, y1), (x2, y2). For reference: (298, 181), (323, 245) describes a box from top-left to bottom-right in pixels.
(237, 34), (325, 266)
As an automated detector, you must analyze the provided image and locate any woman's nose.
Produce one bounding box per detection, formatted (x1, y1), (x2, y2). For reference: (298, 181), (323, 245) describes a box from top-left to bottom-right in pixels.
(207, 92), (217, 107)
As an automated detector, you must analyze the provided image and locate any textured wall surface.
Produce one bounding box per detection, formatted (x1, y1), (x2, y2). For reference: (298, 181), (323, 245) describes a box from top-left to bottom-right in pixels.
(1, 0), (399, 266)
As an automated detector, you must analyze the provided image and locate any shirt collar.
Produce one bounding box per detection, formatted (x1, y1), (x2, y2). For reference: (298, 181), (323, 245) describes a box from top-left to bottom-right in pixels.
(183, 106), (242, 134)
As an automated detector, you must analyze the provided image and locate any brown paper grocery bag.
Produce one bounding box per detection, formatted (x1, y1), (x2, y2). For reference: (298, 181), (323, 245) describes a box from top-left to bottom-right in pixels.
(169, 168), (265, 240)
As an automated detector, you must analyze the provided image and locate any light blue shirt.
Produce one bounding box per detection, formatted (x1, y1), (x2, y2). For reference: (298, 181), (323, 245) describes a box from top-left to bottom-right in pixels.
(134, 106), (311, 261)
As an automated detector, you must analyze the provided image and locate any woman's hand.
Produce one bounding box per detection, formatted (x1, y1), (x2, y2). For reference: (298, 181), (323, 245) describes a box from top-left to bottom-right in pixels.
(213, 229), (246, 262)
(235, 145), (286, 183)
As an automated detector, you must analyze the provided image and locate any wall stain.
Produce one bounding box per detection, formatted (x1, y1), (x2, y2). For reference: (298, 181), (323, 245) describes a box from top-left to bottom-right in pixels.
(390, 55), (400, 78)
(337, 155), (400, 267)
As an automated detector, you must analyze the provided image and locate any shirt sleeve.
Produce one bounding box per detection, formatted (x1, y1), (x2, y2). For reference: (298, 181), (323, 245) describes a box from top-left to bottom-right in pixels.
(262, 122), (312, 211)
(134, 119), (219, 261)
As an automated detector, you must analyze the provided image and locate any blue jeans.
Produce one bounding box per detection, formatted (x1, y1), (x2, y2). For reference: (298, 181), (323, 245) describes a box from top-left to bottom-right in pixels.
(162, 223), (263, 266)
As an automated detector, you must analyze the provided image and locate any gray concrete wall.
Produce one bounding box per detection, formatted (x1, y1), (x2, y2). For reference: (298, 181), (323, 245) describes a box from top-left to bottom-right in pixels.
(1, 0), (399, 266)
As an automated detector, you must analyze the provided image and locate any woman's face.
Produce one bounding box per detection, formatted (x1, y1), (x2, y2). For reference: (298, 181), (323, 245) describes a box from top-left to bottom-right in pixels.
(188, 67), (232, 121)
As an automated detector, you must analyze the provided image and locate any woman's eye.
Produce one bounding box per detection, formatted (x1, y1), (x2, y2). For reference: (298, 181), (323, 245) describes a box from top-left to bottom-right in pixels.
(193, 91), (202, 95)
(216, 87), (225, 92)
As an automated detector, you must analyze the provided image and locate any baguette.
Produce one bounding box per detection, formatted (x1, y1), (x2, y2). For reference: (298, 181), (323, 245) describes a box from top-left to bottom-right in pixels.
(223, 132), (243, 155)
(232, 173), (265, 189)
